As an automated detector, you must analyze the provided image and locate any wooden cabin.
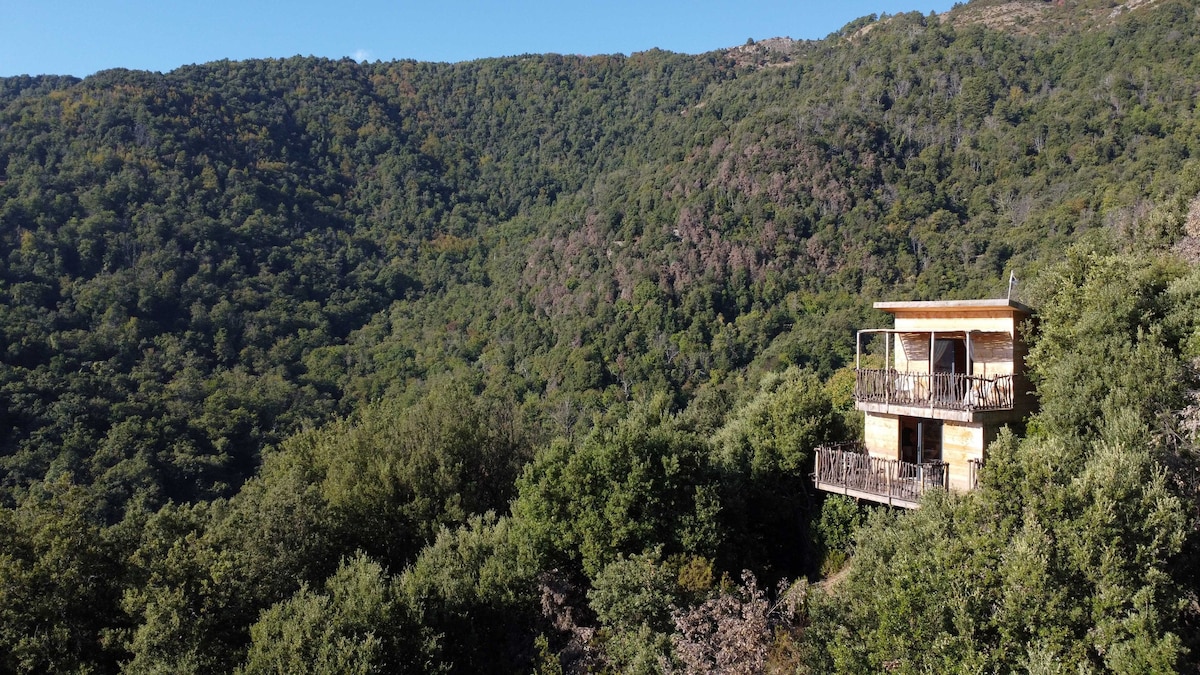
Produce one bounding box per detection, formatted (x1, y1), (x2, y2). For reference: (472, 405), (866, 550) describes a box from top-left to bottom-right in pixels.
(814, 299), (1035, 508)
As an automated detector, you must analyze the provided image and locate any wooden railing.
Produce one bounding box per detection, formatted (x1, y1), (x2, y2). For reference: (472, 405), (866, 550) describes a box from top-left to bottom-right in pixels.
(968, 457), (984, 490)
(813, 445), (949, 506)
(854, 369), (1014, 411)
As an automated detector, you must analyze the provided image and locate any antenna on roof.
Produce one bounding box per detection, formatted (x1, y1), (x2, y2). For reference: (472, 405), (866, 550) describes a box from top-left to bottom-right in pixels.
(1006, 270), (1017, 301)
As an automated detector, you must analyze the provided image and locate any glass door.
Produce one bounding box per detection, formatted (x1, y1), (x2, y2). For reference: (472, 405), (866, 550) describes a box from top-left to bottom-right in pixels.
(900, 416), (942, 464)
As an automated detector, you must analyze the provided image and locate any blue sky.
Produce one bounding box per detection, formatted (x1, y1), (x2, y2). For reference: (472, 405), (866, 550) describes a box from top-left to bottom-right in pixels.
(1, 1), (958, 78)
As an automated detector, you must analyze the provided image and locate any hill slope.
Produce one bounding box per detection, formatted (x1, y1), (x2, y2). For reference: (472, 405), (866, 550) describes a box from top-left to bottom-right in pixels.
(3, 1), (1200, 672)
(0, 0), (1198, 506)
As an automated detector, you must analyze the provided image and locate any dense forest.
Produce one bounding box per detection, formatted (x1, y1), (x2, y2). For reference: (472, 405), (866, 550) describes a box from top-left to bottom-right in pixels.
(2, 0), (1200, 671)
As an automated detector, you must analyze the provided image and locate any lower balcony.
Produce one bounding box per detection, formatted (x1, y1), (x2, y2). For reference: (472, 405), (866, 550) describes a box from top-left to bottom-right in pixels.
(813, 444), (948, 509)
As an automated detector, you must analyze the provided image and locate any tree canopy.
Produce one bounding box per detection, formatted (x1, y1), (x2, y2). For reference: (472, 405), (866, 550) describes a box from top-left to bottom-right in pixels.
(2, 0), (1200, 671)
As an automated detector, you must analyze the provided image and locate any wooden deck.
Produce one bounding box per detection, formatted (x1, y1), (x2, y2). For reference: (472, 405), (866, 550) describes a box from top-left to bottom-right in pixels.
(855, 369), (1014, 412)
(813, 445), (949, 509)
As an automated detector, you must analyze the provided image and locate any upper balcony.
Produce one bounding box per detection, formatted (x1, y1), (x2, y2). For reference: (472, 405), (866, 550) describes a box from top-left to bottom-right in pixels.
(852, 299), (1034, 424)
(855, 368), (1014, 415)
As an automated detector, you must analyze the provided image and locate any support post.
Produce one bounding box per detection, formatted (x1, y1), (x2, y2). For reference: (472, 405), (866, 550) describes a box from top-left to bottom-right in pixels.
(917, 420), (924, 466)
(929, 331), (937, 412)
(965, 330), (974, 409)
(884, 331), (890, 406)
(966, 331), (973, 377)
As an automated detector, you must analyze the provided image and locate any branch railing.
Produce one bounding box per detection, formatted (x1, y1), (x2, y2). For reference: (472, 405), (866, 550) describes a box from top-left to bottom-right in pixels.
(814, 445), (949, 505)
(968, 457), (984, 490)
(854, 369), (1014, 411)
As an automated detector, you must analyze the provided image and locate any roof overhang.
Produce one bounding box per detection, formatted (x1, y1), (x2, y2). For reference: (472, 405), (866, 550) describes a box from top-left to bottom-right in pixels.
(873, 298), (1034, 316)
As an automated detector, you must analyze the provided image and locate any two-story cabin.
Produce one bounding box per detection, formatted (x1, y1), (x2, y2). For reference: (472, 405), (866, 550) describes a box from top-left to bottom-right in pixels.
(814, 299), (1036, 508)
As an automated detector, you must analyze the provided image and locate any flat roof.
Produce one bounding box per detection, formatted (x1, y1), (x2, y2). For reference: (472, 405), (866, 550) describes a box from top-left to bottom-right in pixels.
(874, 298), (1034, 315)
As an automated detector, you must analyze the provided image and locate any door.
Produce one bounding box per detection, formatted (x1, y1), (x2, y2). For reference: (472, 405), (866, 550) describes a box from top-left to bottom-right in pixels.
(932, 337), (966, 374)
(932, 337), (967, 403)
(900, 416), (942, 464)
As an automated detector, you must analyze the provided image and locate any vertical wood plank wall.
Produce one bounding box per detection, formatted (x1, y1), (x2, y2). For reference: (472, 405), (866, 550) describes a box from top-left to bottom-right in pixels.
(864, 413), (899, 461)
(892, 333), (910, 371)
(892, 310), (1016, 335)
(862, 415), (988, 493)
(942, 422), (985, 492)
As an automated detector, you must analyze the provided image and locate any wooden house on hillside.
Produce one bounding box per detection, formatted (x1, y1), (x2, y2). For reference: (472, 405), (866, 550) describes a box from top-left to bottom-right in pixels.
(814, 299), (1036, 508)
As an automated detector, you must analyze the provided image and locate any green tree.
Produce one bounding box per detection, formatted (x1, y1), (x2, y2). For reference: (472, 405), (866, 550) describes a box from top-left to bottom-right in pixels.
(1025, 247), (1190, 442)
(275, 381), (530, 568)
(0, 478), (129, 673)
(395, 512), (537, 673)
(587, 551), (679, 672)
(512, 394), (721, 580)
(240, 553), (417, 675)
(817, 424), (1188, 673)
(711, 367), (842, 578)
(121, 461), (339, 674)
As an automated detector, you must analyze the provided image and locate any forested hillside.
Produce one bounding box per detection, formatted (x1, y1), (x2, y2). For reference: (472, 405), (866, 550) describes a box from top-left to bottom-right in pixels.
(2, 0), (1200, 671)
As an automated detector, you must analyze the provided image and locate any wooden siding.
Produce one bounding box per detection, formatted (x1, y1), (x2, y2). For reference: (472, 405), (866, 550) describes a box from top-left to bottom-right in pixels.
(894, 334), (912, 372)
(863, 413), (899, 460)
(892, 309), (1017, 335)
(942, 422), (985, 492)
(891, 331), (1014, 376)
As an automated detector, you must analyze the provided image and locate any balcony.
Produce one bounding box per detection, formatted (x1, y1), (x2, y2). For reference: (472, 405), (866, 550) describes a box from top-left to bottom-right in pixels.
(854, 369), (1015, 412)
(853, 322), (1026, 423)
(813, 444), (949, 509)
